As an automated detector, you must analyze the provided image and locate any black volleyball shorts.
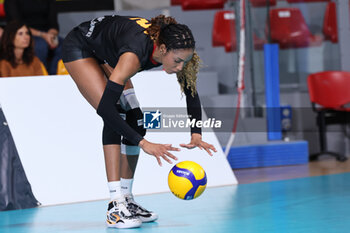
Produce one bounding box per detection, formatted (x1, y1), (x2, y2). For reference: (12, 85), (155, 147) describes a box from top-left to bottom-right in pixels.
(62, 28), (95, 63)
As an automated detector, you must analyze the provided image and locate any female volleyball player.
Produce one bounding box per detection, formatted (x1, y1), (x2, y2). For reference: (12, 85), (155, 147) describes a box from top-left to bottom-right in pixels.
(62, 14), (217, 229)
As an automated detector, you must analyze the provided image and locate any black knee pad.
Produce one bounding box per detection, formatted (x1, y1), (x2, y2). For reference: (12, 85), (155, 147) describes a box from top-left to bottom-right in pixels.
(122, 107), (146, 146)
(102, 123), (121, 145)
(102, 104), (125, 145)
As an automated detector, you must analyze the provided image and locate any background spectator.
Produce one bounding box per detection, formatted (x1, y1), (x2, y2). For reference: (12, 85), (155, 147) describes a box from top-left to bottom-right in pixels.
(0, 21), (47, 77)
(0, 0), (5, 41)
(5, 0), (62, 75)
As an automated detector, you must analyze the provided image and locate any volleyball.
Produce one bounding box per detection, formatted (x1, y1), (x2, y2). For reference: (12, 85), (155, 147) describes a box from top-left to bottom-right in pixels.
(168, 161), (207, 200)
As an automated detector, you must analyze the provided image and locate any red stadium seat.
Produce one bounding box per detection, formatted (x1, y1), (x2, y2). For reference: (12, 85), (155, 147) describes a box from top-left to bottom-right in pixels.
(182, 0), (225, 10)
(212, 10), (265, 52)
(171, 0), (182, 5)
(323, 2), (338, 43)
(307, 71), (350, 162)
(212, 11), (237, 52)
(250, 0), (276, 7)
(269, 8), (323, 49)
(287, 0), (329, 3)
(0, 2), (5, 18)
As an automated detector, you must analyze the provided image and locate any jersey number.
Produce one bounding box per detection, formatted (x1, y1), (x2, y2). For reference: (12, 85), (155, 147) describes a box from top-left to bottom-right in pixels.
(130, 17), (151, 34)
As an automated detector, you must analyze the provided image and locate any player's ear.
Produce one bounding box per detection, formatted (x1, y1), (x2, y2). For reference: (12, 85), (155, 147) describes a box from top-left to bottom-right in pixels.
(159, 44), (167, 54)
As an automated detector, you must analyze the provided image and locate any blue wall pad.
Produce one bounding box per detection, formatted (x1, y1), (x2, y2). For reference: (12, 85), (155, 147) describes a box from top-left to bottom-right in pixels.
(223, 141), (309, 169)
(264, 44), (282, 140)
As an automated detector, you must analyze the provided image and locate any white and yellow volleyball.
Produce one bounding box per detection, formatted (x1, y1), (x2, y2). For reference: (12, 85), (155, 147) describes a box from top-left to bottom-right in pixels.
(168, 161), (207, 200)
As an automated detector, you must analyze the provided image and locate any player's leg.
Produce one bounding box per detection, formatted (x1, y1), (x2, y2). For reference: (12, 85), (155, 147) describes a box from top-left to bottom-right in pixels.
(99, 63), (157, 222)
(121, 144), (158, 223)
(64, 59), (141, 228)
(103, 121), (142, 228)
(99, 63), (139, 199)
(119, 86), (158, 222)
(100, 64), (142, 192)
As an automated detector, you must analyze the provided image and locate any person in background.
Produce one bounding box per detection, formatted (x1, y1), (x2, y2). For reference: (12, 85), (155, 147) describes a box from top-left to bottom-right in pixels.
(5, 0), (62, 75)
(0, 21), (47, 77)
(0, 0), (5, 39)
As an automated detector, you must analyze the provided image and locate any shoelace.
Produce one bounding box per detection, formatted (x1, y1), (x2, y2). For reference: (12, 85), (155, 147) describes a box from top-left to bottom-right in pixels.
(125, 195), (151, 213)
(127, 200), (150, 213)
(111, 201), (137, 219)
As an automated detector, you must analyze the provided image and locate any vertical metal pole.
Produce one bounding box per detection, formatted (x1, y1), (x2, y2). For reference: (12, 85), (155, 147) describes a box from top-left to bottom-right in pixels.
(266, 0), (271, 43)
(246, 0), (257, 115)
(338, 0), (350, 70)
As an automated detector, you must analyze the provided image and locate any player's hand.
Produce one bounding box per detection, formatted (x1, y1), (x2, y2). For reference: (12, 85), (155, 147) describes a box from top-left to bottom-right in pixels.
(42, 32), (57, 49)
(139, 139), (179, 166)
(47, 28), (59, 36)
(180, 133), (217, 156)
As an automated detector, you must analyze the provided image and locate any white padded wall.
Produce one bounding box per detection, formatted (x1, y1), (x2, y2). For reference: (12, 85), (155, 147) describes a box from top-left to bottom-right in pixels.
(0, 72), (237, 206)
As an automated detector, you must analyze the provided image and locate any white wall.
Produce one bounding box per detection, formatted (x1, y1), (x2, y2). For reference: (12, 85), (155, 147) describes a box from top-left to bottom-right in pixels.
(0, 71), (237, 206)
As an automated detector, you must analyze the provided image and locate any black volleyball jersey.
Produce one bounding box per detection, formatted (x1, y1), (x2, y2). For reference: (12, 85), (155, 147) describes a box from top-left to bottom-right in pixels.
(75, 15), (161, 70)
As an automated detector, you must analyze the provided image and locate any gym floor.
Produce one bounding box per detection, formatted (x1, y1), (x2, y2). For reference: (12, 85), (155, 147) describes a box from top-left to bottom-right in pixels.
(234, 157), (350, 184)
(1, 157), (349, 233)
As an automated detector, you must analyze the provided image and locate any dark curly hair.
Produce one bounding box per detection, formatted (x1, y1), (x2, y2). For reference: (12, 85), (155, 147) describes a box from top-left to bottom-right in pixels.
(146, 15), (201, 97)
(0, 21), (35, 68)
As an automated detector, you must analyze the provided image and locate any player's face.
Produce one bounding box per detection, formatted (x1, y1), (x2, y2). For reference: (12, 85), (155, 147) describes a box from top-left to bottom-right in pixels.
(14, 26), (31, 49)
(162, 48), (194, 74)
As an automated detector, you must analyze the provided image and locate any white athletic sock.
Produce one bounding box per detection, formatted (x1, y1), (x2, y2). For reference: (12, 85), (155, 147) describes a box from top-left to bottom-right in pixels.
(108, 181), (124, 202)
(121, 178), (134, 196)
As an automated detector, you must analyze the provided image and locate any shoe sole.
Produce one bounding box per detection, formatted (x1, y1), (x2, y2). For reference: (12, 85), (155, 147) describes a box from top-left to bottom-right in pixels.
(106, 221), (142, 228)
(139, 215), (158, 223)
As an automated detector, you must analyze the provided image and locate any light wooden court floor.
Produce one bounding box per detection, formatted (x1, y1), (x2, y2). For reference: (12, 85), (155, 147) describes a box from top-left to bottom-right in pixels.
(234, 157), (350, 184)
